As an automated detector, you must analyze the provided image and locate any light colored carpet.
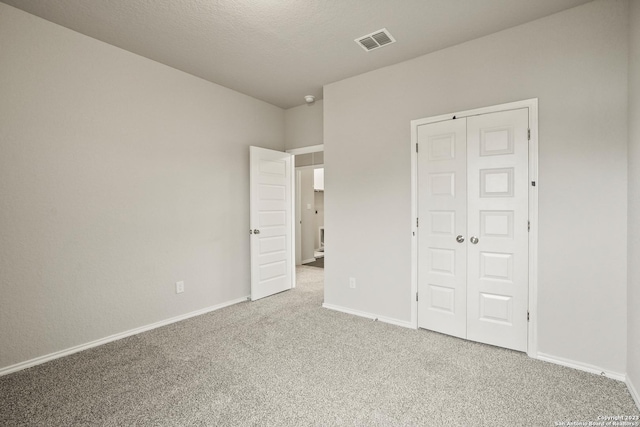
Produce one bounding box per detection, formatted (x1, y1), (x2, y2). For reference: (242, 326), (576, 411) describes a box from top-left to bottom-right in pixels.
(1, 266), (638, 426)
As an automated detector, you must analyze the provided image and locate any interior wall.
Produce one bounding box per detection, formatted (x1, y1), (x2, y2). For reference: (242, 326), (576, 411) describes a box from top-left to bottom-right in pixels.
(295, 152), (324, 168)
(0, 4), (284, 371)
(324, 0), (628, 374)
(628, 0), (640, 406)
(284, 100), (324, 150)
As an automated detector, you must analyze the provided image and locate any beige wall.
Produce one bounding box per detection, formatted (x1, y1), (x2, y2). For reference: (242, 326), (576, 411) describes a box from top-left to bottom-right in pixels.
(324, 0), (628, 375)
(295, 152), (324, 168)
(284, 100), (324, 150)
(628, 0), (640, 406)
(0, 4), (284, 371)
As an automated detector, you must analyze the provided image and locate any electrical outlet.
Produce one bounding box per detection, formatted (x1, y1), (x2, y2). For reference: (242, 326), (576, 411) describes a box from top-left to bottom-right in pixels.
(349, 277), (356, 289)
(176, 281), (184, 294)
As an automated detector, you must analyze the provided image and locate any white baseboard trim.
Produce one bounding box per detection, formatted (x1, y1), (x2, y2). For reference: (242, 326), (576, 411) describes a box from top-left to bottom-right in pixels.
(627, 376), (640, 410)
(536, 352), (626, 382)
(322, 303), (415, 329)
(301, 258), (316, 264)
(0, 295), (250, 377)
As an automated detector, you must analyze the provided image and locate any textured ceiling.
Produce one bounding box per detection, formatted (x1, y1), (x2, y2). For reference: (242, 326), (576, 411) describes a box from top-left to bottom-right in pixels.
(1, 0), (593, 109)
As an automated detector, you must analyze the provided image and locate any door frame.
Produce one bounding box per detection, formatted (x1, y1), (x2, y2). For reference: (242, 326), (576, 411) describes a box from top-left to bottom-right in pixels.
(287, 144), (324, 156)
(286, 144), (325, 278)
(410, 99), (539, 357)
(295, 164), (325, 266)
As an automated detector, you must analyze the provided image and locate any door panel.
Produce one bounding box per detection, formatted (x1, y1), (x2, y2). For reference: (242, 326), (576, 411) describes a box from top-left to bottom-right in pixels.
(250, 146), (294, 301)
(466, 108), (529, 351)
(417, 119), (467, 338)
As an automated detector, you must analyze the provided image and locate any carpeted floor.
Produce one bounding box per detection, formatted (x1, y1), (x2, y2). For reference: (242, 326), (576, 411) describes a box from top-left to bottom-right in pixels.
(303, 257), (324, 268)
(1, 266), (638, 426)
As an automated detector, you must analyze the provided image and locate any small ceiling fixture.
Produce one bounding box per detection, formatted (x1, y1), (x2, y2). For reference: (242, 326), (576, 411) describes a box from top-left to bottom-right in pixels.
(304, 95), (315, 104)
(355, 28), (396, 52)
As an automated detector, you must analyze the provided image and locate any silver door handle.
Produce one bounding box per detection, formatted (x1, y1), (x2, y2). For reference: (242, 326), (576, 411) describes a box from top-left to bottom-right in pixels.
(470, 236), (479, 244)
(253, 229), (260, 235)
(456, 235), (465, 243)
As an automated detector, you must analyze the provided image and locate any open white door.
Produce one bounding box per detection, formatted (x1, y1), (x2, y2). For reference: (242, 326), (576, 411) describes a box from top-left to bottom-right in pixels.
(250, 146), (294, 301)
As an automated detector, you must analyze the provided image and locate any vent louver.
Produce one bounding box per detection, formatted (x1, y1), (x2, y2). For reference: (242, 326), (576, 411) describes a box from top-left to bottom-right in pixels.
(355, 28), (396, 51)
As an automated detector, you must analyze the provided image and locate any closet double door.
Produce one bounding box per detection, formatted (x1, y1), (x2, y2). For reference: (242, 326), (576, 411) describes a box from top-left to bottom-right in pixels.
(417, 108), (529, 352)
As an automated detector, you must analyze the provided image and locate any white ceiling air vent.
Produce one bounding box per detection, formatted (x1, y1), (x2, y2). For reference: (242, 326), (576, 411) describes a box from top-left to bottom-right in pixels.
(355, 28), (396, 52)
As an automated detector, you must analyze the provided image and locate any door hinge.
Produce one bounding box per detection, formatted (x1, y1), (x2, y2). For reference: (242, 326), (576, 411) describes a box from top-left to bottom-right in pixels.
(528, 221), (530, 232)
(416, 143), (419, 153)
(416, 217), (419, 227)
(416, 292), (419, 302)
(527, 311), (530, 322)
(527, 129), (531, 141)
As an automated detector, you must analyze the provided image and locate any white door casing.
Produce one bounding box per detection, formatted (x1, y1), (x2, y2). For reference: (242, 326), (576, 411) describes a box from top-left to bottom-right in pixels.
(286, 145), (325, 269)
(295, 170), (302, 266)
(250, 146), (294, 301)
(417, 119), (467, 338)
(414, 104), (533, 353)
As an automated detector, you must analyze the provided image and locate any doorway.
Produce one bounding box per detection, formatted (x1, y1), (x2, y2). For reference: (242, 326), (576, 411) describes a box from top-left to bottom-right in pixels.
(410, 99), (538, 355)
(296, 166), (324, 267)
(287, 145), (325, 272)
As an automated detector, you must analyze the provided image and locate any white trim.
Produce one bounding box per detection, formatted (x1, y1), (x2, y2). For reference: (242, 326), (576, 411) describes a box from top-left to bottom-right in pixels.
(295, 169), (302, 266)
(526, 99), (539, 358)
(536, 352), (626, 382)
(0, 296), (249, 377)
(286, 144), (324, 155)
(410, 119), (418, 329)
(295, 164), (324, 171)
(410, 98), (539, 357)
(289, 152), (296, 288)
(322, 303), (416, 329)
(301, 258), (316, 264)
(410, 99), (538, 127)
(627, 376), (640, 410)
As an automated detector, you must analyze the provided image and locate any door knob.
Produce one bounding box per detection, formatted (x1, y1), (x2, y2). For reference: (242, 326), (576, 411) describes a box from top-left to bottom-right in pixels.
(456, 235), (465, 243)
(470, 236), (479, 244)
(253, 229), (260, 235)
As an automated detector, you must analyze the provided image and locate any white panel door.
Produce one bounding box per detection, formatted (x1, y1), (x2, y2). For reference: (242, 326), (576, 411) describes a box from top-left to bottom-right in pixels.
(466, 109), (529, 351)
(250, 146), (294, 301)
(417, 108), (529, 352)
(417, 119), (467, 338)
